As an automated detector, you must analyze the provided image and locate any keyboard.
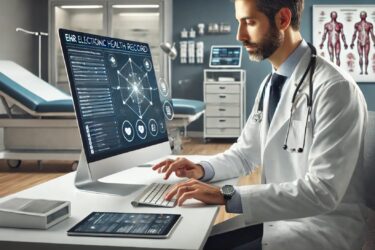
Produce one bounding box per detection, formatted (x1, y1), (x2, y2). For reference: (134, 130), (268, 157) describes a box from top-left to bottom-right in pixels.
(131, 183), (176, 208)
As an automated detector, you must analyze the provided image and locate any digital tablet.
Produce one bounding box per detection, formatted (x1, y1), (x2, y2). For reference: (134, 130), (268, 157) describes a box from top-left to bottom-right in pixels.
(67, 212), (181, 239)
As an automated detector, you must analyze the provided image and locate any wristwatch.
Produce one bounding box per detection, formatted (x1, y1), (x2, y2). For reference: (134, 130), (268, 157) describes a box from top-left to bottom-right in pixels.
(220, 185), (236, 201)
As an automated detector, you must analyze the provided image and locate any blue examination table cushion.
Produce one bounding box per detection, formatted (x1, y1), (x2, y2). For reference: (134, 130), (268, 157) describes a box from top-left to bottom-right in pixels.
(172, 98), (205, 115)
(0, 61), (205, 117)
(0, 61), (73, 113)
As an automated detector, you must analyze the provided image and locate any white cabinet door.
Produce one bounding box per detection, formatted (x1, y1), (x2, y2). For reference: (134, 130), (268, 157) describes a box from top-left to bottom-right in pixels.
(109, 0), (165, 79)
(50, 0), (107, 92)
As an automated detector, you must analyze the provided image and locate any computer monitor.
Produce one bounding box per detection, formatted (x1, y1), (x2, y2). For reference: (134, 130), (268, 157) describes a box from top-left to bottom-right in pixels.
(59, 29), (171, 196)
(209, 45), (242, 68)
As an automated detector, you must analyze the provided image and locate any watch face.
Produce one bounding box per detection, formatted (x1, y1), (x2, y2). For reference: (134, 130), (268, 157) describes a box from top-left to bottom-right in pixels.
(222, 185), (233, 194)
(222, 185), (235, 200)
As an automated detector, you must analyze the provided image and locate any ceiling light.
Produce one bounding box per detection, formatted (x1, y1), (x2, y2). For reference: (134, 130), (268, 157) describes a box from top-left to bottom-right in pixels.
(119, 13), (159, 17)
(60, 5), (103, 9)
(112, 5), (159, 9)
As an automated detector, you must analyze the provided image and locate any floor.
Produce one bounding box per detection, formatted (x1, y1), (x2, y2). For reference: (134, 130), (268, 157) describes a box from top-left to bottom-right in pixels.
(0, 137), (374, 249)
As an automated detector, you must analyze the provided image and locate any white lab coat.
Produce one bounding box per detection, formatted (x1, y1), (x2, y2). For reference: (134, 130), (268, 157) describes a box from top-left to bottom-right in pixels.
(206, 48), (368, 250)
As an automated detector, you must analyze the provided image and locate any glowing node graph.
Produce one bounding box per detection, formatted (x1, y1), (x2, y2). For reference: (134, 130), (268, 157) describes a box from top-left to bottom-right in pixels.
(116, 58), (157, 119)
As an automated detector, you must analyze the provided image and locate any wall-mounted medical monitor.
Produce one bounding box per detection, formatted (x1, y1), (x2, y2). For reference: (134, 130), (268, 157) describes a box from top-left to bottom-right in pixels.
(209, 45), (242, 68)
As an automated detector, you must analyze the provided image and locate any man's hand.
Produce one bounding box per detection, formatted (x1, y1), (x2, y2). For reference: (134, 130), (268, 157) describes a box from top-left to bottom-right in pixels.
(319, 43), (323, 49)
(165, 179), (225, 206)
(350, 43), (355, 49)
(344, 43), (348, 49)
(152, 157), (204, 180)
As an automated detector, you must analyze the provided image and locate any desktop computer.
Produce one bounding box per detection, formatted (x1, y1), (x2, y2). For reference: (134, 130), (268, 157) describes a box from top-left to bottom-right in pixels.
(59, 29), (171, 196)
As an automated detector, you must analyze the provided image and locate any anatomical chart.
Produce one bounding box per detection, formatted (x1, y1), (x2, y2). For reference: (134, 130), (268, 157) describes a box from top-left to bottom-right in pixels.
(313, 5), (375, 82)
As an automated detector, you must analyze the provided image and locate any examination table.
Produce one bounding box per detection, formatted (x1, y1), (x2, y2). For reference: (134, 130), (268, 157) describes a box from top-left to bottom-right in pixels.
(0, 61), (204, 168)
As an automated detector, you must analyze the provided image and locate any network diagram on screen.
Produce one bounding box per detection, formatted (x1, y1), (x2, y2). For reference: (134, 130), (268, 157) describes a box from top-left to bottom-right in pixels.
(60, 29), (170, 162)
(116, 57), (155, 119)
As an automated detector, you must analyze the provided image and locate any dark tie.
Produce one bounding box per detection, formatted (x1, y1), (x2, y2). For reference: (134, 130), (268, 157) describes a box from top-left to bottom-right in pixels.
(268, 73), (287, 123)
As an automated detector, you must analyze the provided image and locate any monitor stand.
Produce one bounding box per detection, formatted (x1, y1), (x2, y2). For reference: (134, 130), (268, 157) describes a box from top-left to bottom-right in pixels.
(74, 152), (145, 196)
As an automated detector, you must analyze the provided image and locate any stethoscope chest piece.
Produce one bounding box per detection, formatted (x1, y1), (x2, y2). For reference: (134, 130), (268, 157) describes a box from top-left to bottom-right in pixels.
(252, 111), (263, 123)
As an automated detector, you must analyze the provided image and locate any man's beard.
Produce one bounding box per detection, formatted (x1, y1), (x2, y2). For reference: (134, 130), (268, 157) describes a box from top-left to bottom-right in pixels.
(245, 24), (283, 62)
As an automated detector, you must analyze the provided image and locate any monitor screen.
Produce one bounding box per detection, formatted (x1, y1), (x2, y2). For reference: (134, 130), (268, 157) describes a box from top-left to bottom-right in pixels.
(59, 29), (169, 163)
(209, 46), (242, 68)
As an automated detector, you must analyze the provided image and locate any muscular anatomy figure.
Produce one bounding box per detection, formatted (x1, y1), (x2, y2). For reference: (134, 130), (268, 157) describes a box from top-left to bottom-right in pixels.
(320, 11), (348, 66)
(350, 11), (375, 75)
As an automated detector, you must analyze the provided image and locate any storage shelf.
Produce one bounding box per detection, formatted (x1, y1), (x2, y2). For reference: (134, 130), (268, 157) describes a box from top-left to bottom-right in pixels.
(203, 69), (246, 139)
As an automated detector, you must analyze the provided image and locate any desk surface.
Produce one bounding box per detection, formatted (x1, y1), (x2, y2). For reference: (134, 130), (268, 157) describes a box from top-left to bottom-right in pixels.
(0, 155), (233, 250)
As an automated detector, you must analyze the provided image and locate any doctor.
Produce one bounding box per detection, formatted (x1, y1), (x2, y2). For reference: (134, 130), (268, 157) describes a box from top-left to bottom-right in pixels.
(153, 0), (368, 249)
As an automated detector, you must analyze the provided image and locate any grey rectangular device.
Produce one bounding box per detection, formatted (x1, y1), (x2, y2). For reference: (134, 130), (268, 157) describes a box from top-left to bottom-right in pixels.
(0, 198), (71, 229)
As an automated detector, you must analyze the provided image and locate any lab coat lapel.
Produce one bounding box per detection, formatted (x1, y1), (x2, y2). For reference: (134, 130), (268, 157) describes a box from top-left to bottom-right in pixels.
(265, 49), (312, 148)
(259, 76), (271, 162)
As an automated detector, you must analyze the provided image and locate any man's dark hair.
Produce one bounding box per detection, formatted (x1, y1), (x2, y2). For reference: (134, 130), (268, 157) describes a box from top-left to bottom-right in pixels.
(232, 0), (304, 30)
(256, 0), (304, 30)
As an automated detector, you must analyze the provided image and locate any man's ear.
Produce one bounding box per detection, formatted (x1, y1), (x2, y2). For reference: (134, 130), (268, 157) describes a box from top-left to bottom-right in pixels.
(275, 7), (292, 31)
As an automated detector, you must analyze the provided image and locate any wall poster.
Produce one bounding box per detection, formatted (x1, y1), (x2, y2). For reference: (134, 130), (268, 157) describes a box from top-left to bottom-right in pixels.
(313, 5), (375, 82)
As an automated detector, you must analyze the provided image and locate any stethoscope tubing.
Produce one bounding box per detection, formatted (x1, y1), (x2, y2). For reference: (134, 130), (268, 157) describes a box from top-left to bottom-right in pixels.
(255, 43), (317, 153)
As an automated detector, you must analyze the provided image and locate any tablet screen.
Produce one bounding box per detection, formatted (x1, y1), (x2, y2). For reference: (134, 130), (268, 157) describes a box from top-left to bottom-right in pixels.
(67, 212), (181, 239)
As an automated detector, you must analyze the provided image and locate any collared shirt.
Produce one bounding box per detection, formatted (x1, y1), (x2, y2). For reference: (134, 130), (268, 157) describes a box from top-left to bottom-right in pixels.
(199, 40), (310, 213)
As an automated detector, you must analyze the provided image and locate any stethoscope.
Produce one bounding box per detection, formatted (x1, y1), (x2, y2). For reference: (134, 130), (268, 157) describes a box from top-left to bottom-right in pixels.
(253, 42), (317, 153)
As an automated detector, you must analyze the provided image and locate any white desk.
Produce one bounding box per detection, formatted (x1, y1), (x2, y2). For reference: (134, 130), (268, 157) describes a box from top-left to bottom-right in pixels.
(0, 155), (235, 250)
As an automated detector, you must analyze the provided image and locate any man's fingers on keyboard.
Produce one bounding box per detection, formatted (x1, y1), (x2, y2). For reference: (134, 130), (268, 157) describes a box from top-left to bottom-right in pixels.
(154, 160), (172, 174)
(152, 159), (174, 171)
(165, 181), (195, 200)
(166, 158), (192, 178)
(164, 169), (174, 179)
(175, 169), (186, 177)
(175, 185), (191, 201)
(162, 159), (179, 173)
(165, 168), (183, 179)
(165, 182), (188, 200)
(161, 162), (172, 173)
(165, 186), (182, 201)
(164, 161), (182, 179)
(177, 190), (198, 206)
(152, 160), (166, 170)
(165, 186), (178, 200)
